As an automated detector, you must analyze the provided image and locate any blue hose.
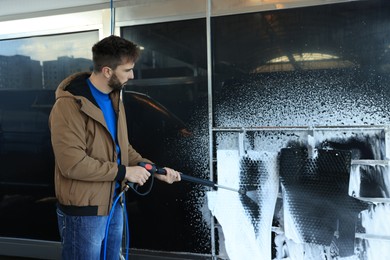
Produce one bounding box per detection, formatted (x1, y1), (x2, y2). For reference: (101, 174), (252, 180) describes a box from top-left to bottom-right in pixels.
(103, 190), (130, 260)
(123, 196), (130, 257)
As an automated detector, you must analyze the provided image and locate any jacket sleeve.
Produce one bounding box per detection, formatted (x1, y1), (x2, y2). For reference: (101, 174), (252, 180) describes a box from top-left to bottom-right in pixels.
(49, 97), (118, 182)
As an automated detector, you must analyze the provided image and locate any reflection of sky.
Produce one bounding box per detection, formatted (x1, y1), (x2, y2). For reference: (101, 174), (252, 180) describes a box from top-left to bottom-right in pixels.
(0, 31), (98, 62)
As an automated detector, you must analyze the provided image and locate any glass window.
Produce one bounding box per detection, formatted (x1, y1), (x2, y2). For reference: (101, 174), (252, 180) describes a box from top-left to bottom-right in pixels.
(0, 30), (98, 240)
(213, 0), (390, 128)
(0, 31), (96, 90)
(211, 0), (390, 259)
(121, 19), (210, 254)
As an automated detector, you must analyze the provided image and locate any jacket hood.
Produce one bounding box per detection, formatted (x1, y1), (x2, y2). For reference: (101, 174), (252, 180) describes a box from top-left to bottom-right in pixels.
(55, 72), (93, 100)
(54, 71), (121, 112)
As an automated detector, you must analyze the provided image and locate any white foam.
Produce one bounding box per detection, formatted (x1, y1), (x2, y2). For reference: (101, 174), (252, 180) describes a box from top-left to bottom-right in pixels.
(207, 149), (279, 260)
(360, 204), (390, 260)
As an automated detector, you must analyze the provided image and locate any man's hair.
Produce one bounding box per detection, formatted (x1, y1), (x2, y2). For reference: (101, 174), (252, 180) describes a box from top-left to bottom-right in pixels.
(92, 35), (140, 72)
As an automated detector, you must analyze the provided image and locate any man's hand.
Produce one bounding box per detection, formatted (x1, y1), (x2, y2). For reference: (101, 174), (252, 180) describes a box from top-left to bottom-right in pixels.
(125, 166), (151, 186)
(155, 167), (181, 184)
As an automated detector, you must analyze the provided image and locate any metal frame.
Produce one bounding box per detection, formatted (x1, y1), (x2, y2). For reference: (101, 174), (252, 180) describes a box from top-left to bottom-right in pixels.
(0, 10), (106, 40)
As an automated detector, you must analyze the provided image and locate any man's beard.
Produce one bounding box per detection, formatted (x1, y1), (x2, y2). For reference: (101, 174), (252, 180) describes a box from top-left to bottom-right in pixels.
(108, 73), (126, 91)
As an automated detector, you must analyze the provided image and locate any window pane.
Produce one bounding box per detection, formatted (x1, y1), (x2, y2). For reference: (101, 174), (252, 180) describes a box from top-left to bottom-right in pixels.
(0, 30), (98, 240)
(211, 1), (390, 259)
(121, 19), (210, 254)
(213, 0), (390, 128)
(0, 31), (96, 89)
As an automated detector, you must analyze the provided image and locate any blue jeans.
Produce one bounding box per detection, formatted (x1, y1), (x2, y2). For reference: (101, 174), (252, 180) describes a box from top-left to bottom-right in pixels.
(57, 202), (124, 260)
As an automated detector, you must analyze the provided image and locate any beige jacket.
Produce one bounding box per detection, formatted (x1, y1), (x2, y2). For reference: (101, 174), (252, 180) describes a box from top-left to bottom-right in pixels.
(49, 72), (151, 216)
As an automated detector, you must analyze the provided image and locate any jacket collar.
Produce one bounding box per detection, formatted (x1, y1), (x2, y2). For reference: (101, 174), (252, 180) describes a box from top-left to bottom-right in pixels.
(55, 71), (121, 113)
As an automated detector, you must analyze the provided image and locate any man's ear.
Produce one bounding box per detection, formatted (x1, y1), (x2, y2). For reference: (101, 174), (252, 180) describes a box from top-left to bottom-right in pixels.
(102, 67), (113, 79)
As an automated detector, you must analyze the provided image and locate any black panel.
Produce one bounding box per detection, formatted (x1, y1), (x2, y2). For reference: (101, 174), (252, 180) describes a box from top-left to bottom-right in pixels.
(279, 148), (368, 256)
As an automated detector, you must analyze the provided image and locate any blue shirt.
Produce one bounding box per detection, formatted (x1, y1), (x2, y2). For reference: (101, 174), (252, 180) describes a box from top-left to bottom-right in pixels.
(87, 79), (121, 164)
(87, 79), (121, 194)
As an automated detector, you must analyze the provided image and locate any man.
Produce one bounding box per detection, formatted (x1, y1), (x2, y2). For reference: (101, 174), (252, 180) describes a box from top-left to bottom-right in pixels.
(49, 35), (181, 259)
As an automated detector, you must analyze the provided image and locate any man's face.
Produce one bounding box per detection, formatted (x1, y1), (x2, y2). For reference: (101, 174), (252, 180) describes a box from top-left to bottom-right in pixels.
(108, 61), (135, 91)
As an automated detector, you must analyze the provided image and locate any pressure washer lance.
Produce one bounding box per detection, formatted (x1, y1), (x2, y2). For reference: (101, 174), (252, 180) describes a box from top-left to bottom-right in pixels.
(135, 162), (247, 195)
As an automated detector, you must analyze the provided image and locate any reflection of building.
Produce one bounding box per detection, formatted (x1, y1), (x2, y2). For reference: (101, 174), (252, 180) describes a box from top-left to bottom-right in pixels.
(0, 55), (92, 90)
(43, 56), (92, 89)
(0, 55), (42, 89)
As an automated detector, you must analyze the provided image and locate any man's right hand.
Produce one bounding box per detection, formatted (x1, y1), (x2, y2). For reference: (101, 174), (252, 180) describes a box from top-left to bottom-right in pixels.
(125, 166), (151, 186)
